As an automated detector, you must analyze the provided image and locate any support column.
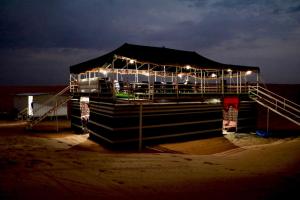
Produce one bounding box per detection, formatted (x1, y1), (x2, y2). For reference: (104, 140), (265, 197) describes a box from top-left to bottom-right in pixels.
(176, 67), (179, 99)
(240, 71), (242, 93)
(221, 69), (224, 94)
(200, 69), (203, 94)
(266, 108), (269, 134)
(139, 103), (143, 152)
(236, 71), (239, 94)
(148, 64), (151, 100)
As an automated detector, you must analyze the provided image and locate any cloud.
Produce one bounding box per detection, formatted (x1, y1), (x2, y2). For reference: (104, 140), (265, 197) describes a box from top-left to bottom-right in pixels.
(0, 0), (299, 84)
(0, 47), (104, 85)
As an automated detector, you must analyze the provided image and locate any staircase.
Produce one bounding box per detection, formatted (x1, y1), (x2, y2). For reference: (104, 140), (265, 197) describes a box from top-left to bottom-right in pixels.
(26, 86), (71, 129)
(248, 85), (300, 126)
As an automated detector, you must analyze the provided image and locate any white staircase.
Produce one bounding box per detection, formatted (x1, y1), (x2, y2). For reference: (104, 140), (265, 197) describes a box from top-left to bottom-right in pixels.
(27, 86), (71, 129)
(248, 85), (300, 126)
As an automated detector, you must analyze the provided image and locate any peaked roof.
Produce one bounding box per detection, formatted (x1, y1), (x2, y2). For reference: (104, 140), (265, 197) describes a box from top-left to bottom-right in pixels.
(70, 43), (259, 73)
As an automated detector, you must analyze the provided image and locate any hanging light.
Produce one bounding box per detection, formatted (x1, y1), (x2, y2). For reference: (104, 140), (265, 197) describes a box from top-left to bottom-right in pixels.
(245, 70), (252, 75)
(178, 73), (183, 78)
(185, 65), (191, 70)
(129, 59), (135, 64)
(211, 73), (217, 78)
(227, 69), (232, 72)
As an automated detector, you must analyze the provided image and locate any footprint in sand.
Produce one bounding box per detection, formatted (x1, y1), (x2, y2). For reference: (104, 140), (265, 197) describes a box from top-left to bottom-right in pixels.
(113, 179), (125, 185)
(25, 159), (53, 168)
(203, 161), (220, 165)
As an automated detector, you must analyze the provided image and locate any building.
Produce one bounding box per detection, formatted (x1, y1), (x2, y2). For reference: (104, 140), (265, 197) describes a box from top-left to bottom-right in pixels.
(14, 92), (68, 119)
(69, 43), (262, 145)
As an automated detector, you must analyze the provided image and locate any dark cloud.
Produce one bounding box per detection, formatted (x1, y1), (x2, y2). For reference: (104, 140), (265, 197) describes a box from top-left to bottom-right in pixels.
(0, 0), (300, 84)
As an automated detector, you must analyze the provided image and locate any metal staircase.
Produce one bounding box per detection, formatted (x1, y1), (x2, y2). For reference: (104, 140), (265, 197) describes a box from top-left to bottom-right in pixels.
(26, 86), (71, 129)
(248, 85), (300, 126)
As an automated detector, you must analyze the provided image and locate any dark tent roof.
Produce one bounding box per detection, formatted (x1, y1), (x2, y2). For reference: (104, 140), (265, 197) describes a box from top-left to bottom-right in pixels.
(70, 43), (259, 74)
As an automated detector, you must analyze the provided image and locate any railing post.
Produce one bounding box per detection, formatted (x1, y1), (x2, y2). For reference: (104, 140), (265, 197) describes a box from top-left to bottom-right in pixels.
(267, 108), (269, 134)
(56, 100), (58, 132)
(139, 103), (143, 152)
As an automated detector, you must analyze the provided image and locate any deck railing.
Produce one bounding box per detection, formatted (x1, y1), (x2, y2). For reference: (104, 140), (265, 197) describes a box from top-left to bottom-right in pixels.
(72, 79), (252, 100)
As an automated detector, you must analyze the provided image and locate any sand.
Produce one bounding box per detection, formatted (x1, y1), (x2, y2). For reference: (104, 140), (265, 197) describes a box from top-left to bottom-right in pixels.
(0, 120), (300, 200)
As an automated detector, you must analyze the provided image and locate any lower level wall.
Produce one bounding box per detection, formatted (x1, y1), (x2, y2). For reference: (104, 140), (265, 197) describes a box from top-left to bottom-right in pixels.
(71, 97), (223, 145)
(237, 101), (257, 133)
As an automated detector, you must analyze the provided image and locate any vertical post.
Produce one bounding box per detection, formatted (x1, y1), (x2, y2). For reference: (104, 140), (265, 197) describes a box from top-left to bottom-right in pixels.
(203, 71), (206, 93)
(176, 67), (179, 99)
(236, 71), (239, 94)
(163, 65), (166, 83)
(139, 103), (143, 152)
(135, 62), (138, 82)
(148, 64), (151, 100)
(56, 101), (58, 132)
(194, 69), (197, 85)
(200, 69), (203, 94)
(256, 71), (259, 91)
(88, 71), (90, 86)
(221, 69), (224, 94)
(112, 58), (115, 81)
(116, 69), (119, 82)
(240, 71), (242, 93)
(229, 71), (232, 92)
(266, 108), (269, 134)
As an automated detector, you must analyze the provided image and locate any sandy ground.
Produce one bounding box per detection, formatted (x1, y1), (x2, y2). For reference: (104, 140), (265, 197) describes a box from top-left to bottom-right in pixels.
(0, 120), (300, 200)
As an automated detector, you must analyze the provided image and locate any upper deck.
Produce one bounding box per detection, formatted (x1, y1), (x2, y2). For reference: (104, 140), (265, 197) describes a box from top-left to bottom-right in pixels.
(69, 43), (260, 102)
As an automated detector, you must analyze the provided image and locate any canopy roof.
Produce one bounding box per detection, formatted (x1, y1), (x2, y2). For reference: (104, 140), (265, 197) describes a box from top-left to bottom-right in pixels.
(70, 43), (259, 74)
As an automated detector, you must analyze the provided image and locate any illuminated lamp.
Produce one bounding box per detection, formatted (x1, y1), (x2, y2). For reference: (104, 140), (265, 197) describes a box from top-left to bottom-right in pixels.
(185, 65), (191, 70)
(129, 59), (135, 64)
(245, 70), (252, 75)
(227, 69), (232, 72)
(211, 73), (217, 78)
(102, 70), (107, 76)
(178, 73), (183, 78)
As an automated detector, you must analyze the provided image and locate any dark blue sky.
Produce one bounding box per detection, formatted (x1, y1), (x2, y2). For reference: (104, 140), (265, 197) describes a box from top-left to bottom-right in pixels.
(1, 0), (300, 85)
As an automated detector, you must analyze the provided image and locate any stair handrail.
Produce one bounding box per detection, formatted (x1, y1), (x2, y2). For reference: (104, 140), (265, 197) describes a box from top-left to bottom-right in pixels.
(249, 85), (300, 113)
(248, 85), (300, 126)
(249, 85), (300, 110)
(29, 96), (72, 128)
(18, 107), (28, 119)
(250, 91), (300, 118)
(32, 86), (70, 115)
(253, 97), (300, 126)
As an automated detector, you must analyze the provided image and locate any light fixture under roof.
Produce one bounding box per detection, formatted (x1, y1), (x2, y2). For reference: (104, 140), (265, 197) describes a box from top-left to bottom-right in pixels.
(245, 70), (252, 75)
(211, 73), (217, 78)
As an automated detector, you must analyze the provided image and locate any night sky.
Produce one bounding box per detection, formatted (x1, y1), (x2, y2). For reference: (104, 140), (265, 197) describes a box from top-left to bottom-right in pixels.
(1, 0), (300, 85)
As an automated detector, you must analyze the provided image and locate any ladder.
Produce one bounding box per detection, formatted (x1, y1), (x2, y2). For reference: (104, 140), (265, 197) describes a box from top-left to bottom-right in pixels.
(27, 86), (71, 129)
(248, 85), (300, 126)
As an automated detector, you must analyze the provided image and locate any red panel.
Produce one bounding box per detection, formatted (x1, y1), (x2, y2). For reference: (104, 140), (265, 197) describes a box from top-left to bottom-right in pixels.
(223, 96), (239, 111)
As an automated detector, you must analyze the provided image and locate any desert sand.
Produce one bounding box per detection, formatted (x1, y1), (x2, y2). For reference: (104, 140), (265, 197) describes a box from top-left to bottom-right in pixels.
(0, 120), (300, 200)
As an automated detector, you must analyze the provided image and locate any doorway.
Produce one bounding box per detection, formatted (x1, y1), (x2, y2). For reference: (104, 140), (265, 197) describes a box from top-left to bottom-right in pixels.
(80, 96), (90, 130)
(223, 97), (239, 134)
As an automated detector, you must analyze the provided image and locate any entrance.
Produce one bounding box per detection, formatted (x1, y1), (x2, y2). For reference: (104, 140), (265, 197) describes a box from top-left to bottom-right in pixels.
(80, 97), (90, 131)
(223, 97), (239, 134)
